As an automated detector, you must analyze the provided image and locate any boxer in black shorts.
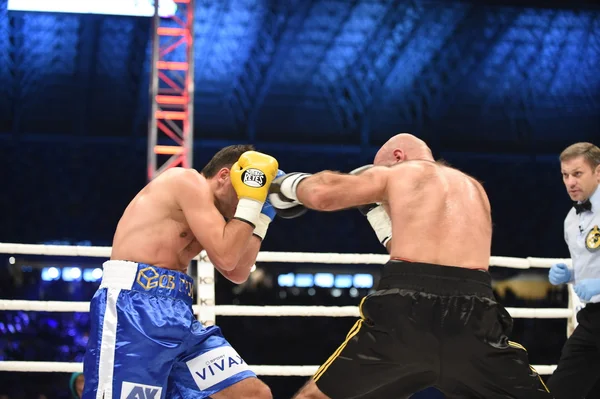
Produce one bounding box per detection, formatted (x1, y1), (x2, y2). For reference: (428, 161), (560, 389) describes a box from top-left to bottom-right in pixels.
(269, 133), (553, 398)
(312, 260), (548, 398)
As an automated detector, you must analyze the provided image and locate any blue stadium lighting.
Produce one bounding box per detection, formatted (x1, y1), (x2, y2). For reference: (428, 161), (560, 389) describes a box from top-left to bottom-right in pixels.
(92, 268), (103, 280)
(83, 268), (103, 282)
(294, 274), (314, 288)
(62, 267), (82, 282)
(41, 267), (60, 281)
(334, 275), (353, 289)
(353, 274), (373, 289)
(277, 273), (295, 287)
(314, 273), (334, 288)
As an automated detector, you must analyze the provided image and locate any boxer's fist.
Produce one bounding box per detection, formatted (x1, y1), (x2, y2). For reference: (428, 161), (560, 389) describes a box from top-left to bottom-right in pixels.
(231, 151), (278, 226)
(231, 151), (279, 203)
(268, 172), (310, 219)
(549, 263), (571, 286)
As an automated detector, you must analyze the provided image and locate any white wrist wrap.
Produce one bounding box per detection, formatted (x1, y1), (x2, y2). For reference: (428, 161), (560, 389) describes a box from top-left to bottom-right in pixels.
(280, 173), (311, 202)
(234, 198), (263, 227)
(366, 205), (392, 247)
(253, 214), (272, 241)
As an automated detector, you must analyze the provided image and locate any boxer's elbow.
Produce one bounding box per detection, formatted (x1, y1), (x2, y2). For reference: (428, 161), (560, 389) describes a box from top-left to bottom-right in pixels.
(229, 273), (250, 285)
(221, 268), (250, 284)
(209, 252), (239, 272)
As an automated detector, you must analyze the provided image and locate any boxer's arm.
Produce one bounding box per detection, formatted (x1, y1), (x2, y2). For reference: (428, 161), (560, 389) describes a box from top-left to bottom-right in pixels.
(176, 171), (253, 272)
(296, 167), (390, 211)
(218, 236), (261, 284)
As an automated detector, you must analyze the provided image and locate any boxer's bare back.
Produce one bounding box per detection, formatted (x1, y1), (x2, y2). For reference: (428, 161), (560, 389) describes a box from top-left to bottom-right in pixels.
(110, 168), (205, 272)
(384, 160), (491, 269)
(299, 160), (492, 270)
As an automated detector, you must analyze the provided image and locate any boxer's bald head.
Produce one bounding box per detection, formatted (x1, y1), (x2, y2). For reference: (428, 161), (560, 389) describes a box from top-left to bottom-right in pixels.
(374, 133), (433, 166)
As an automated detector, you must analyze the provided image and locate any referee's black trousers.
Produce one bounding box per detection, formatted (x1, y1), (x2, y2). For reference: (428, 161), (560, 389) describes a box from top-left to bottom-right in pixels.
(547, 303), (600, 399)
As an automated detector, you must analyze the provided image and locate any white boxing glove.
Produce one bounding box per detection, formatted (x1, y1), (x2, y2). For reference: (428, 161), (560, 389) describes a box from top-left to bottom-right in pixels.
(350, 165), (392, 247)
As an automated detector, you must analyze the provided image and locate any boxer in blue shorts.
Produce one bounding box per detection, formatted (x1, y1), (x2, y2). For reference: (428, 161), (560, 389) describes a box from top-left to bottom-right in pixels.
(83, 145), (280, 399)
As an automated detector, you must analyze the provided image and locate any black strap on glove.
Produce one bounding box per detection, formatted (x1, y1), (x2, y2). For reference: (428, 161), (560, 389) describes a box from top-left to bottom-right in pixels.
(268, 172), (311, 219)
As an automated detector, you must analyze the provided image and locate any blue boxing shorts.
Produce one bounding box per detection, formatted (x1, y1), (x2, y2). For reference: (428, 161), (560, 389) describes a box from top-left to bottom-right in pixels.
(82, 260), (256, 399)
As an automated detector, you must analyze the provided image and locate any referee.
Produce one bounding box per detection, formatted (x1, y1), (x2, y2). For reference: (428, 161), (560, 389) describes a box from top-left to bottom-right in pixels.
(547, 142), (600, 399)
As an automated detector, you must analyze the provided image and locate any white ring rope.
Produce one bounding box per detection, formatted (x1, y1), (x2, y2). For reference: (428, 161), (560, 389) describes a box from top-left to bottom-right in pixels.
(0, 243), (571, 268)
(0, 242), (571, 377)
(0, 300), (573, 319)
(0, 361), (557, 376)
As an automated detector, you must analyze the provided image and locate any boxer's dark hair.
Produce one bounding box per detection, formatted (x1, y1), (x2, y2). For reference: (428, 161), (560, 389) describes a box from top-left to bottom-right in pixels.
(560, 142), (600, 169)
(201, 144), (256, 178)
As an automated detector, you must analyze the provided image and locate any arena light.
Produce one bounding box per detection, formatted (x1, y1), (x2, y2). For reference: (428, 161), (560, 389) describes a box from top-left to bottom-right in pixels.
(41, 267), (60, 281)
(61, 267), (82, 282)
(314, 273), (334, 288)
(353, 274), (373, 289)
(277, 273), (295, 287)
(7, 0), (177, 18)
(294, 274), (314, 288)
(334, 274), (353, 289)
(83, 268), (103, 282)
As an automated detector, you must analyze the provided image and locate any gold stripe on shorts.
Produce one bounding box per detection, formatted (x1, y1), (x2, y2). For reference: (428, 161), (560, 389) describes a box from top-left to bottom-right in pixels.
(509, 341), (550, 393)
(313, 296), (368, 381)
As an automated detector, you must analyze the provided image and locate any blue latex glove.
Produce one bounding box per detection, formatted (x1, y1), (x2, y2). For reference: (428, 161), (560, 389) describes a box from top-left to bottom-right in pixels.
(548, 263), (571, 285)
(260, 169), (285, 222)
(574, 279), (600, 301)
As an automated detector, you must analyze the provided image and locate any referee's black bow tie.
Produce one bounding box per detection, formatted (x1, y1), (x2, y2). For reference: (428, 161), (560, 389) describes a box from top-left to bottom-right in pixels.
(574, 199), (592, 214)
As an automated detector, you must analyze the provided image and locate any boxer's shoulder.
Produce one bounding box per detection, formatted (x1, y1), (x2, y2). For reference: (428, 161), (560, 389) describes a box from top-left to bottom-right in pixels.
(153, 168), (211, 208)
(388, 161), (434, 182)
(162, 168), (207, 190)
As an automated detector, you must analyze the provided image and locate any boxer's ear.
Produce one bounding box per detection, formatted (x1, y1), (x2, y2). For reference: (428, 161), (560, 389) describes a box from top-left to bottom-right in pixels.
(393, 149), (405, 162)
(217, 167), (230, 184)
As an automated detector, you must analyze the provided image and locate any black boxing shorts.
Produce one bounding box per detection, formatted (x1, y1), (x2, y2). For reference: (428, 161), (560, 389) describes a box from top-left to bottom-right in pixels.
(313, 260), (553, 399)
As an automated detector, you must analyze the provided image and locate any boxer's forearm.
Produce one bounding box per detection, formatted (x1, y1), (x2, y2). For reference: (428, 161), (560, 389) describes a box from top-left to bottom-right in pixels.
(296, 171), (353, 211)
(297, 171), (386, 212)
(218, 235), (261, 284)
(207, 219), (254, 272)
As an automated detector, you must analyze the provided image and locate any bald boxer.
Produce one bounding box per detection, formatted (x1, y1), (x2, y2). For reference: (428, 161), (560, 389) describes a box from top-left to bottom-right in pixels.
(270, 134), (552, 399)
(83, 145), (278, 399)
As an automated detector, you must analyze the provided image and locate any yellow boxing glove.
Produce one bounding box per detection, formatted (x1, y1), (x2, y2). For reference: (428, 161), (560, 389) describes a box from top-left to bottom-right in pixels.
(230, 151), (279, 226)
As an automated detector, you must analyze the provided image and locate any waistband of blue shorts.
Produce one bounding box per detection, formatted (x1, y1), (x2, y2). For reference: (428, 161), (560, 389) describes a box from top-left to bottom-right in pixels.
(100, 260), (194, 304)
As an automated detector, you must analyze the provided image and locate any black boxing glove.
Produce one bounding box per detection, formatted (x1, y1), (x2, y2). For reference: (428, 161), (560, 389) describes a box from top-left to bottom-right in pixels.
(268, 172), (311, 219)
(350, 165), (392, 247)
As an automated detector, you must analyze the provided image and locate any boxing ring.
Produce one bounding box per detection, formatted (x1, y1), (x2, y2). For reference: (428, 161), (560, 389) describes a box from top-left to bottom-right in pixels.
(0, 242), (583, 377)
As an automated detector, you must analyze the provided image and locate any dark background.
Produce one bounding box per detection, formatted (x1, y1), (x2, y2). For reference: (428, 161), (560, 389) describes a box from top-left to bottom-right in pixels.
(0, 0), (599, 397)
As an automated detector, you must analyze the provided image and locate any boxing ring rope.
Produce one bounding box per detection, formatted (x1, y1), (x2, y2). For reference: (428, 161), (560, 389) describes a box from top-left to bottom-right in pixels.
(0, 242), (578, 376)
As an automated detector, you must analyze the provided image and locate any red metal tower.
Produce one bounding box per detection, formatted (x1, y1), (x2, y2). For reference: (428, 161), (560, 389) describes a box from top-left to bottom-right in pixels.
(147, 0), (195, 181)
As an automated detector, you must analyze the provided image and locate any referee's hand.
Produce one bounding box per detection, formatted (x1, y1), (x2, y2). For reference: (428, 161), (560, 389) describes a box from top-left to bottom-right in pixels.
(574, 279), (600, 301)
(549, 263), (571, 285)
